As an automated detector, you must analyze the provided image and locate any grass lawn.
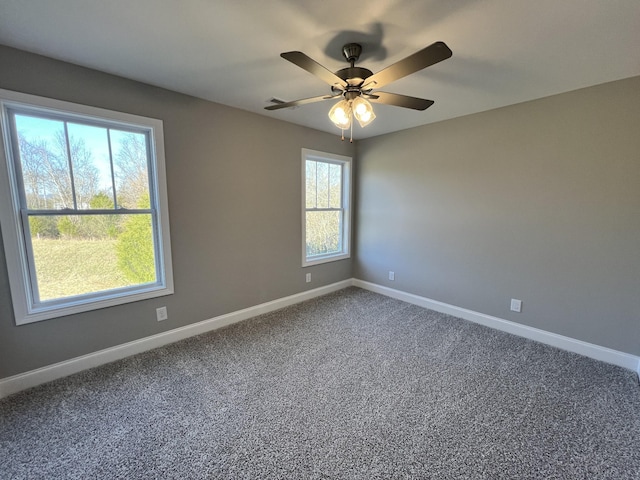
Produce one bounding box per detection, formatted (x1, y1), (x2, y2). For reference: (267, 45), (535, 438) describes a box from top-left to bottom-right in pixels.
(31, 237), (133, 301)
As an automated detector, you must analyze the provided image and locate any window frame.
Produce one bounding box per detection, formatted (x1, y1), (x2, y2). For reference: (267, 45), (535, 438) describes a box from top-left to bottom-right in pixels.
(301, 148), (352, 267)
(0, 89), (174, 325)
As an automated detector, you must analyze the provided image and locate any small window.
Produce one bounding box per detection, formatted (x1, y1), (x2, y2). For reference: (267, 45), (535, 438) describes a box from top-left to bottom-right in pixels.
(0, 89), (173, 325)
(302, 148), (351, 266)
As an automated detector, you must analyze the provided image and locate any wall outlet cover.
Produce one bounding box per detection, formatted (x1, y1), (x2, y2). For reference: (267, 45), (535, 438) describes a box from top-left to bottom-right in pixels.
(510, 299), (522, 313)
(156, 306), (168, 321)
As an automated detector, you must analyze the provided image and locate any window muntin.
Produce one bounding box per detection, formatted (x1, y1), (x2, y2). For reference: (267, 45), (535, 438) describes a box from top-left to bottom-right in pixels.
(0, 89), (173, 325)
(302, 149), (351, 266)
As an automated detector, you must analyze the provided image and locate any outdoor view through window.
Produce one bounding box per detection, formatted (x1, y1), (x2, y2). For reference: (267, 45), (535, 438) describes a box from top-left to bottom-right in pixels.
(305, 159), (342, 257)
(14, 112), (157, 302)
(303, 149), (351, 266)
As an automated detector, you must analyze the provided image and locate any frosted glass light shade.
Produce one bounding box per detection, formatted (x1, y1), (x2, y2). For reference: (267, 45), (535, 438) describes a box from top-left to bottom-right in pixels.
(352, 97), (376, 127)
(328, 99), (352, 129)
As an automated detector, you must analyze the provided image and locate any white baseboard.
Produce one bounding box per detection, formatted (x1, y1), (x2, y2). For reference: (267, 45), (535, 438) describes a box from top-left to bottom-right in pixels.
(353, 279), (640, 374)
(3, 278), (638, 399)
(0, 280), (351, 399)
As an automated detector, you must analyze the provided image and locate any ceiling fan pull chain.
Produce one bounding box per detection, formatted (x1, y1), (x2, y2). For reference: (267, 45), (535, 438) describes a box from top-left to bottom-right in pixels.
(341, 128), (345, 141)
(350, 120), (353, 143)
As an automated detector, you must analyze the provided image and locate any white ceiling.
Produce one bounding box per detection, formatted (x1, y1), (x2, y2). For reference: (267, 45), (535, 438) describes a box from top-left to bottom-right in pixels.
(1, 0), (639, 139)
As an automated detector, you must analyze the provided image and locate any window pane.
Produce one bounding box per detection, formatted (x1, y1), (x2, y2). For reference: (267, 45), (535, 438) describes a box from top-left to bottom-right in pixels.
(306, 210), (342, 257)
(328, 163), (342, 208)
(110, 130), (150, 209)
(305, 160), (317, 208)
(316, 161), (329, 208)
(29, 213), (157, 302)
(14, 114), (73, 209)
(67, 123), (115, 209)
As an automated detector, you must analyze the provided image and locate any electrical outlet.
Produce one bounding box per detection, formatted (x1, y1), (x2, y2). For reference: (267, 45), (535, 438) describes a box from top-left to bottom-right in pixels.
(156, 306), (168, 321)
(510, 299), (522, 313)
(389, 271), (395, 281)
(305, 273), (311, 283)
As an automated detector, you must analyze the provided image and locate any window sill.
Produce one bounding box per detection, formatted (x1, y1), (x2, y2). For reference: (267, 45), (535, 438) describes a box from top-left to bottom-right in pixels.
(16, 284), (174, 326)
(303, 252), (351, 267)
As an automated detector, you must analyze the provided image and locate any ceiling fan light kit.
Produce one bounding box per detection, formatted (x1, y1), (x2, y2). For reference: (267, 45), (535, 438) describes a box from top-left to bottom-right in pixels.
(265, 41), (452, 140)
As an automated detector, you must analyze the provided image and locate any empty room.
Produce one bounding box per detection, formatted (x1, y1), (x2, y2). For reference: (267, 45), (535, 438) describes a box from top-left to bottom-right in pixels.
(1, 1), (639, 478)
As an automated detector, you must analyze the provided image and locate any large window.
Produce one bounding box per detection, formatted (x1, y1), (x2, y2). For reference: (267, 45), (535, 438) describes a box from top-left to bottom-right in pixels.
(302, 149), (351, 266)
(0, 89), (173, 325)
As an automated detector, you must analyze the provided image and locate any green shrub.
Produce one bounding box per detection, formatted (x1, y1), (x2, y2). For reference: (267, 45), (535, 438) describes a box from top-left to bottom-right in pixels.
(115, 193), (156, 284)
(57, 216), (79, 238)
(29, 216), (59, 238)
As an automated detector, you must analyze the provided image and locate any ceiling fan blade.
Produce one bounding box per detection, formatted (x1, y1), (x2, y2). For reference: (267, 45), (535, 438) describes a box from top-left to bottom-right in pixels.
(281, 51), (348, 89)
(264, 94), (341, 111)
(362, 41), (452, 90)
(367, 92), (434, 110)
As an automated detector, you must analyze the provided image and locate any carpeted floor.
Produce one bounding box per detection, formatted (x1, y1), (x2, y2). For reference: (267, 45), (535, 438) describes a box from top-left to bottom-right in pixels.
(1, 287), (639, 479)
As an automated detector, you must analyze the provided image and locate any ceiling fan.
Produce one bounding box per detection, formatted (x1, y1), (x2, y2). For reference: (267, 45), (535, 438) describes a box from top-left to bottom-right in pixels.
(265, 41), (452, 139)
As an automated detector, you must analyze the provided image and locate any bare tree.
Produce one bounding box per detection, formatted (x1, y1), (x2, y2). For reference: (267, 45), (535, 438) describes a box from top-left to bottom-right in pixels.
(18, 129), (102, 239)
(60, 131), (100, 209)
(19, 133), (72, 209)
(113, 133), (149, 209)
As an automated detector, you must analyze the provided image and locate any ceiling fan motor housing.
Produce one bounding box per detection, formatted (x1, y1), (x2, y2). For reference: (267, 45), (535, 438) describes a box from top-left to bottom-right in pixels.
(338, 43), (373, 90)
(335, 67), (373, 84)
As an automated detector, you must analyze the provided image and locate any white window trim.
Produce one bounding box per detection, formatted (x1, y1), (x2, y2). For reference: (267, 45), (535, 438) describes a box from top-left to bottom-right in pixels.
(0, 89), (174, 325)
(301, 148), (352, 267)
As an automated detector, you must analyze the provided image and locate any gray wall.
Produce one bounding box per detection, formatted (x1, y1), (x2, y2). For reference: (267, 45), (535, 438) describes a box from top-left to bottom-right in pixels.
(356, 76), (640, 356)
(0, 46), (354, 378)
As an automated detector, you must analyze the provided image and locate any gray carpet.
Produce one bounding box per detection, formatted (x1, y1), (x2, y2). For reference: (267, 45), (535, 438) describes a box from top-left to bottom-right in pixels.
(1, 287), (639, 479)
